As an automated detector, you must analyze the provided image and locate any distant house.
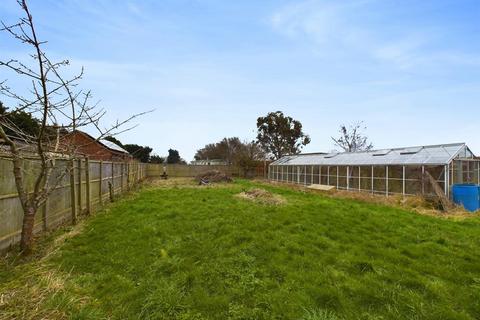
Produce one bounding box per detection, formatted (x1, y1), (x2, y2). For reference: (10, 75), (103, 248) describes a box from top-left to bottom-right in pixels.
(190, 159), (228, 166)
(62, 131), (132, 161)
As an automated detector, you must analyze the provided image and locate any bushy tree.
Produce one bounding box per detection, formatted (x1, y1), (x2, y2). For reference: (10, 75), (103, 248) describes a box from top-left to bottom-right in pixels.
(256, 111), (310, 159)
(0, 101), (40, 138)
(149, 154), (165, 164)
(123, 144), (153, 163)
(331, 121), (373, 152)
(166, 149), (184, 164)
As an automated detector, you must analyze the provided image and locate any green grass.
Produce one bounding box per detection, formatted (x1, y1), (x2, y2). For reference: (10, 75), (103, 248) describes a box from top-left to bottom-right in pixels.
(1, 179), (480, 319)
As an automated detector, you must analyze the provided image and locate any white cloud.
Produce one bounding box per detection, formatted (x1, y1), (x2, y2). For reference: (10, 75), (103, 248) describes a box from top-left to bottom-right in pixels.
(269, 0), (480, 70)
(271, 0), (371, 44)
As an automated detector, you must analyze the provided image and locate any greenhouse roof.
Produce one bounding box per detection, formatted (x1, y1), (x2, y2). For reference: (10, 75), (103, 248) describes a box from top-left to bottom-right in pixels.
(270, 143), (472, 166)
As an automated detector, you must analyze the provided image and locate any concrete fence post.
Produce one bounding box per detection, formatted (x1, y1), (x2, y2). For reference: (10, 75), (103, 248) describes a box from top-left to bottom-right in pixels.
(85, 157), (91, 215)
(69, 159), (77, 224)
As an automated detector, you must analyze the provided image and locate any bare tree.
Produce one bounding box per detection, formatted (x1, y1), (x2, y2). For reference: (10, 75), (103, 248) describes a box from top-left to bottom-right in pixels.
(0, 0), (149, 253)
(234, 140), (265, 177)
(331, 121), (373, 152)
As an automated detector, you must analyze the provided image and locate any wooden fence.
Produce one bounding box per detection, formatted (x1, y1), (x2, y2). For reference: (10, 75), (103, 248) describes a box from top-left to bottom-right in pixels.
(146, 164), (243, 177)
(0, 157), (147, 252)
(0, 161), (265, 252)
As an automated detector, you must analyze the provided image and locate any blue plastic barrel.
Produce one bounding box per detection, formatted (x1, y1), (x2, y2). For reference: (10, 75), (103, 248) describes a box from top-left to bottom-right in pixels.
(452, 184), (479, 212)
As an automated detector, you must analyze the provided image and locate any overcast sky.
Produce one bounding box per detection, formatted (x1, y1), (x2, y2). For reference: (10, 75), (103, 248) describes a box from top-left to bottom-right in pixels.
(1, 0), (479, 161)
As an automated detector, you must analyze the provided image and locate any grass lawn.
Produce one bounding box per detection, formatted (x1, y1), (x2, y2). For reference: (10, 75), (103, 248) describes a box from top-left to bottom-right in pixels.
(1, 179), (480, 319)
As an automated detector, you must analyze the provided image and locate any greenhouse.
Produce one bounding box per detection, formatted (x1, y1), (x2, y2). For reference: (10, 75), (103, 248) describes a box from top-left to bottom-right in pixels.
(268, 143), (479, 197)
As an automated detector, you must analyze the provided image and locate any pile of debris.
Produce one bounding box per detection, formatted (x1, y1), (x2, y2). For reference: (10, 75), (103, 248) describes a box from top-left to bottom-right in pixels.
(195, 170), (233, 185)
(236, 188), (286, 205)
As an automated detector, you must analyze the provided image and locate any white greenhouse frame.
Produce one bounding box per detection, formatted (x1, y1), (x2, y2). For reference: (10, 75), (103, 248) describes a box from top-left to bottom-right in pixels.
(268, 143), (479, 197)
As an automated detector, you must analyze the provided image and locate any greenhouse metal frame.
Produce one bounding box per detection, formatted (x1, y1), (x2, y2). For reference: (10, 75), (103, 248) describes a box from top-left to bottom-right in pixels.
(268, 143), (479, 197)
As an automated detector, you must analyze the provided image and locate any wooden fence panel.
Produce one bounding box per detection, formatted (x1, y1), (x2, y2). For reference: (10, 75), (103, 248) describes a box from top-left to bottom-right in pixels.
(146, 164), (243, 177)
(0, 157), (147, 252)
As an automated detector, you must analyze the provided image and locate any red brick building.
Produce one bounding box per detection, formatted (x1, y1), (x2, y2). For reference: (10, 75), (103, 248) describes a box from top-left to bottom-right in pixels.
(62, 131), (132, 161)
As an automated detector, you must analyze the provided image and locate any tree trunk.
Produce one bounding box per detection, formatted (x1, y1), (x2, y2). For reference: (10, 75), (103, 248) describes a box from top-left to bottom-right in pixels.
(20, 206), (36, 254)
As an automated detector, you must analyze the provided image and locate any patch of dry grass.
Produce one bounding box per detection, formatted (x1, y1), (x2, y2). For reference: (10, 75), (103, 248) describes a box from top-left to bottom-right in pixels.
(235, 188), (286, 205)
(327, 190), (477, 219)
(258, 180), (478, 219)
(146, 177), (236, 189)
(146, 177), (198, 188)
(0, 192), (131, 320)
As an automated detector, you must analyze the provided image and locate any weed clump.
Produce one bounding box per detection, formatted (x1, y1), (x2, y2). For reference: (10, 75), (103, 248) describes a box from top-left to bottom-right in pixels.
(236, 188), (286, 205)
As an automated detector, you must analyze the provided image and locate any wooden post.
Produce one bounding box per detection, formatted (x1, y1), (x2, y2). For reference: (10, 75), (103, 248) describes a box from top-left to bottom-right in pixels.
(127, 162), (130, 190)
(77, 159), (82, 214)
(386, 166), (389, 197)
(85, 157), (91, 215)
(111, 162), (115, 200)
(121, 162), (124, 193)
(424, 170), (453, 211)
(371, 166), (374, 194)
(99, 161), (103, 206)
(69, 159), (77, 224)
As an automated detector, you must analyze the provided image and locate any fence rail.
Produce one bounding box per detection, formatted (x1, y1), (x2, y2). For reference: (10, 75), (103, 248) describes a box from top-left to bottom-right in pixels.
(0, 157), (147, 252)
